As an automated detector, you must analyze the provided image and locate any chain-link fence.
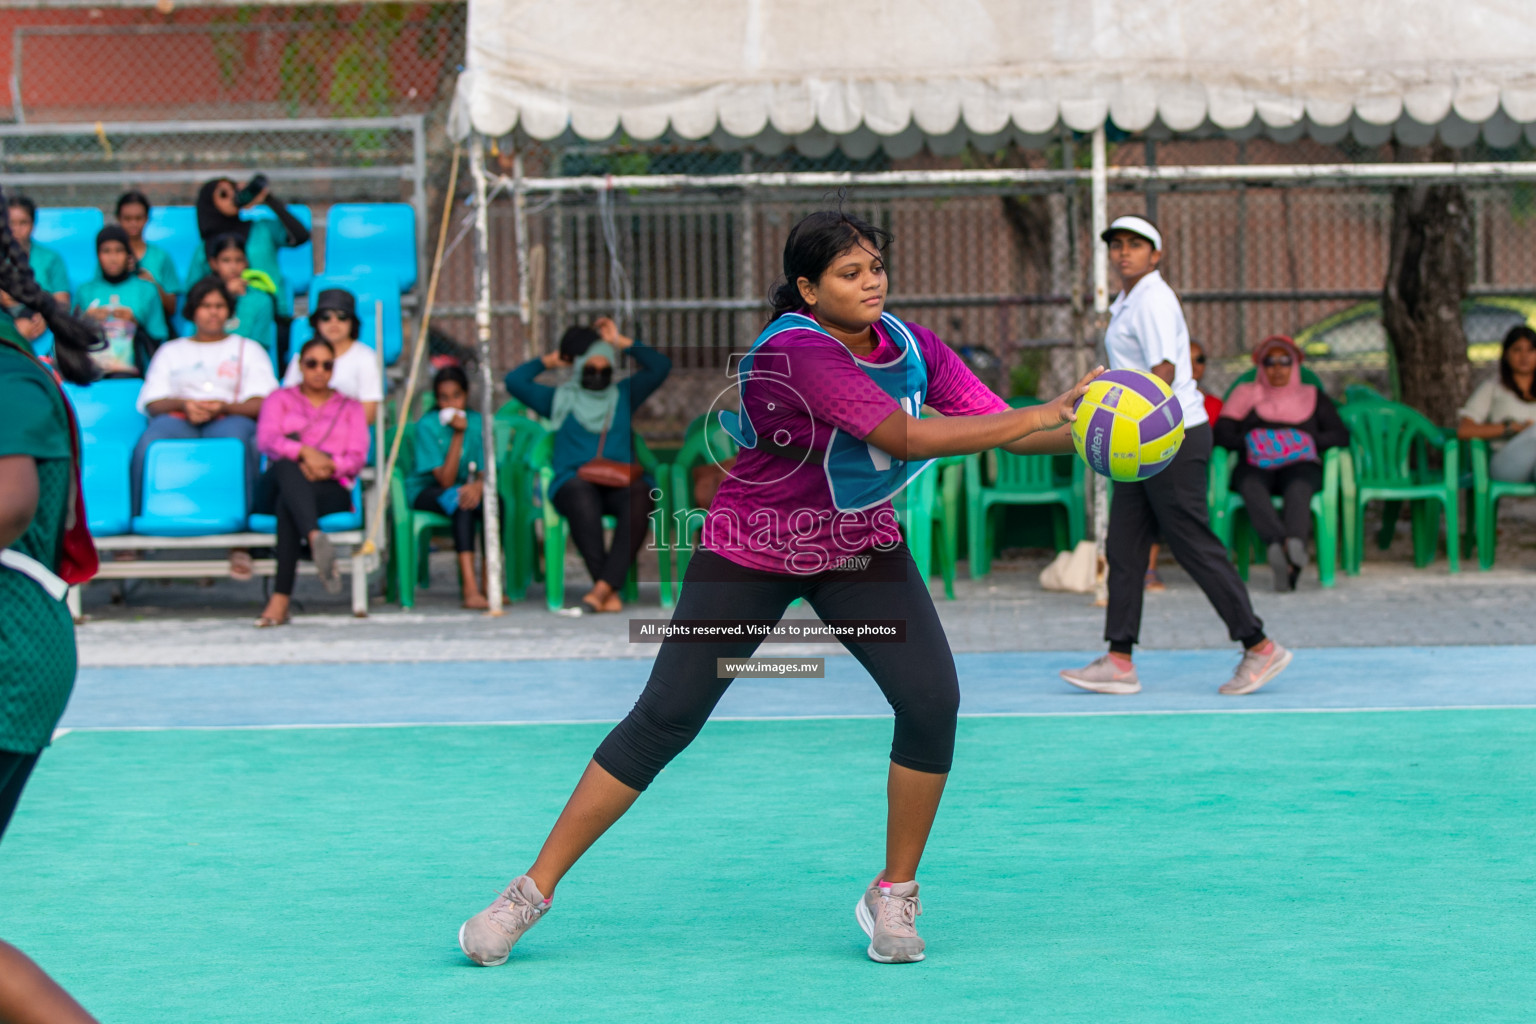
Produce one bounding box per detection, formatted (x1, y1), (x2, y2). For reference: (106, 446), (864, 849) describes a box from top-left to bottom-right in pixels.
(5, 3), (463, 125)
(440, 132), (1536, 439)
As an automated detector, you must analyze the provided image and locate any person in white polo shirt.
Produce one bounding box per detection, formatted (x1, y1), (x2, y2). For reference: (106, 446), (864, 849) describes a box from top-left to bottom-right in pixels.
(283, 288), (383, 424)
(1061, 215), (1292, 697)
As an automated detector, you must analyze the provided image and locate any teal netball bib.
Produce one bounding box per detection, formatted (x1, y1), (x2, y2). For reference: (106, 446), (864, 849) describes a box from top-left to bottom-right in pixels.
(719, 312), (932, 512)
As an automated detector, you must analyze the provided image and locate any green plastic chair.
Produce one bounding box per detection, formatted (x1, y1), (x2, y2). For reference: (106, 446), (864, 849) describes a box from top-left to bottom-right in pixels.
(964, 448), (1085, 578)
(534, 431), (662, 611)
(1343, 384), (1389, 405)
(663, 413), (739, 607)
(1207, 447), (1343, 588)
(1338, 401), (1460, 574)
(1466, 438), (1536, 570)
(386, 420), (463, 609)
(894, 455), (965, 599)
(497, 418), (548, 601)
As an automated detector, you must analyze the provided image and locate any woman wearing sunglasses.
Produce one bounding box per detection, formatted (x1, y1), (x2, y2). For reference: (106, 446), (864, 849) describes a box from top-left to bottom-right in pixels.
(1215, 335), (1349, 592)
(251, 337), (369, 627)
(281, 289), (382, 424)
(190, 175), (309, 322)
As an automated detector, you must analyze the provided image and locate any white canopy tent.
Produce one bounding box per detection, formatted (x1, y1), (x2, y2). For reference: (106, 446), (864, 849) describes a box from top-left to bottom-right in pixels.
(447, 0), (1536, 612)
(452, 0), (1536, 152)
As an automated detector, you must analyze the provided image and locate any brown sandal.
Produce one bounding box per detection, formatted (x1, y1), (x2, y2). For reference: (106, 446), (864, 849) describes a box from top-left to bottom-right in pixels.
(229, 549), (254, 582)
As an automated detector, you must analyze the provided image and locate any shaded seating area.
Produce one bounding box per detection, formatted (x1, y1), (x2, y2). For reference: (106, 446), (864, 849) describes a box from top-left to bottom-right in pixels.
(57, 202), (415, 618)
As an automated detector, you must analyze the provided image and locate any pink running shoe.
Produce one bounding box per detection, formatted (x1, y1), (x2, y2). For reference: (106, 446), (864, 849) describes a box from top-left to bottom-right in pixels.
(855, 875), (925, 963)
(458, 875), (550, 966)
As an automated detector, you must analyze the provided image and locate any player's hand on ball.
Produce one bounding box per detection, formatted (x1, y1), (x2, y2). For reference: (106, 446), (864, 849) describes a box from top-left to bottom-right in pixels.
(1042, 366), (1105, 427)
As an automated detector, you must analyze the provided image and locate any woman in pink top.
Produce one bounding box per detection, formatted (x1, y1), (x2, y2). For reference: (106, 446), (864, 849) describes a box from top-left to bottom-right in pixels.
(457, 209), (1101, 969)
(252, 337), (368, 627)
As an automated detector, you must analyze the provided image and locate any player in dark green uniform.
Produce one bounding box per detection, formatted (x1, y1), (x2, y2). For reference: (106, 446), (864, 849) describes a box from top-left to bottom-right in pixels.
(0, 184), (106, 1024)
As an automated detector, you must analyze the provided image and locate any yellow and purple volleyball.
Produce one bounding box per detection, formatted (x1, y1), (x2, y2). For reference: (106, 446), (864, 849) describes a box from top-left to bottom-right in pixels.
(1071, 369), (1185, 482)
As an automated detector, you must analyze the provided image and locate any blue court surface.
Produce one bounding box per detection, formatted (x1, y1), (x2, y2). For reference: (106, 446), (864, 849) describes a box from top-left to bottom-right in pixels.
(60, 645), (1536, 730)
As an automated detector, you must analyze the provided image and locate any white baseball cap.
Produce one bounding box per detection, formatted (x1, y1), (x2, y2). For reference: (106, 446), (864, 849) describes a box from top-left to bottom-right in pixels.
(1101, 215), (1163, 251)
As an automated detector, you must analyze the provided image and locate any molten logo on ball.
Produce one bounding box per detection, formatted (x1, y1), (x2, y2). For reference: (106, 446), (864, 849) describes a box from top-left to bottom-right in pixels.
(1070, 369), (1185, 482)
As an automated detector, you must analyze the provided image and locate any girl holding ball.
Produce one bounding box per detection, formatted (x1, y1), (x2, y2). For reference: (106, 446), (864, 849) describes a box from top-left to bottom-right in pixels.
(457, 208), (1099, 968)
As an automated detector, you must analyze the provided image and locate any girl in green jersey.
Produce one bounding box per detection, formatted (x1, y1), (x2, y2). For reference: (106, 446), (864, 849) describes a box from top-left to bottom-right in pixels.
(0, 183), (106, 1024)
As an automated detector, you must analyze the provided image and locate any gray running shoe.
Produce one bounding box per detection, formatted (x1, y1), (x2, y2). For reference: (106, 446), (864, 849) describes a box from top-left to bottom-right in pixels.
(1267, 542), (1291, 592)
(1219, 641), (1293, 696)
(459, 875), (550, 966)
(856, 876), (925, 963)
(310, 532), (343, 594)
(1060, 654), (1141, 695)
(1285, 537), (1309, 577)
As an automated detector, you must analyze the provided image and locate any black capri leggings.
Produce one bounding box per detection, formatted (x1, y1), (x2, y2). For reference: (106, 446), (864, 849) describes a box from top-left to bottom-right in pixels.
(412, 483), (481, 553)
(253, 459), (353, 596)
(593, 544), (960, 792)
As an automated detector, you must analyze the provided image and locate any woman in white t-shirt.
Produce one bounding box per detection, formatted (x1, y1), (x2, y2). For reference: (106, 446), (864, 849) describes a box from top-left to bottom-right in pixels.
(132, 277), (278, 568)
(281, 288), (382, 423)
(1457, 325), (1536, 483)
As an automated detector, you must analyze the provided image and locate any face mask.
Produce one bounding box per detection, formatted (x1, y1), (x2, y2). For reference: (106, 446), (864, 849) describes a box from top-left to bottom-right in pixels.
(581, 365), (612, 391)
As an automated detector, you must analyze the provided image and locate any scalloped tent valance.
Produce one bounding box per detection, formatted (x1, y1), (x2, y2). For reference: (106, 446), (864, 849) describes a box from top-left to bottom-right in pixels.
(449, 0), (1536, 150)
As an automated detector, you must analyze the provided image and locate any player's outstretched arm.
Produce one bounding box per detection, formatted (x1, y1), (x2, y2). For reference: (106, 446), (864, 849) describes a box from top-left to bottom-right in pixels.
(864, 366), (1102, 462)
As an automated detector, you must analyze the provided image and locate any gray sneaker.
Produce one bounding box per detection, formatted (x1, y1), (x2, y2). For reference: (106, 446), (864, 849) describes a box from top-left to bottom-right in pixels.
(459, 875), (550, 966)
(1060, 654), (1141, 695)
(1219, 641), (1293, 696)
(1266, 542), (1291, 592)
(310, 532), (343, 594)
(856, 876), (925, 963)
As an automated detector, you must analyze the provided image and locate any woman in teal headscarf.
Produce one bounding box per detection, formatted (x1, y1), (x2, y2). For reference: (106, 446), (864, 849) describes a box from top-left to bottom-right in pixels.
(505, 317), (671, 613)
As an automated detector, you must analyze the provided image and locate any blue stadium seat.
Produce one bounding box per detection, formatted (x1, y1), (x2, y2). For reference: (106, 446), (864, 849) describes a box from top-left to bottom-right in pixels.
(142, 205), (200, 292)
(325, 204), (417, 291)
(283, 318), (311, 377)
(248, 478), (363, 534)
(309, 272), (402, 365)
(80, 440), (132, 537)
(244, 204), (313, 300)
(34, 207), (104, 293)
(63, 379), (148, 448)
(131, 438), (248, 536)
(32, 331), (53, 357)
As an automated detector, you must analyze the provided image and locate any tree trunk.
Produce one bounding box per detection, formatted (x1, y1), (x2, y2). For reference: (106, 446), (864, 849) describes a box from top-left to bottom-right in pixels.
(1382, 161), (1472, 426)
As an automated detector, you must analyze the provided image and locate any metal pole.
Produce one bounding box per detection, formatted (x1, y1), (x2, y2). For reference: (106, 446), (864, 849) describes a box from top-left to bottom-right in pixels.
(410, 113), (430, 309)
(513, 152), (532, 355)
(1091, 126), (1109, 316)
(1090, 124), (1110, 599)
(501, 159), (1536, 196)
(469, 134), (505, 615)
(736, 152), (758, 355)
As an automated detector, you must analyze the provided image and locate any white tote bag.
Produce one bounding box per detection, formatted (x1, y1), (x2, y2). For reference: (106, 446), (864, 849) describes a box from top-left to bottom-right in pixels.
(1039, 540), (1099, 593)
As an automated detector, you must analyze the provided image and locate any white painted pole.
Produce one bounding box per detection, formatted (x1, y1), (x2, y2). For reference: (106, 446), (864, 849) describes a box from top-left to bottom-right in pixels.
(469, 135), (504, 615)
(513, 152), (532, 339)
(1091, 125), (1109, 317)
(1090, 124), (1110, 601)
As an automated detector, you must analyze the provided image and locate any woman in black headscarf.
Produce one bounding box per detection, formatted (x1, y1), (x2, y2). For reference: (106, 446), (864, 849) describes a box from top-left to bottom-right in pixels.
(73, 225), (170, 376)
(190, 176), (310, 334)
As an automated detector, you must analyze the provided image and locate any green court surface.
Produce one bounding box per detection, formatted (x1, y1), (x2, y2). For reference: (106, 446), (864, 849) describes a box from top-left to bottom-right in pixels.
(4, 711), (1535, 1023)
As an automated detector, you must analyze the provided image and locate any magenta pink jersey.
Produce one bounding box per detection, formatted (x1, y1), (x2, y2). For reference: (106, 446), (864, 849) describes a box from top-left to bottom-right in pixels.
(701, 318), (1006, 575)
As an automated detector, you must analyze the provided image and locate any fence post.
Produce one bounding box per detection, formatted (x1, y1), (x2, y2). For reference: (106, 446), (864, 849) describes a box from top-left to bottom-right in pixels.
(469, 133), (505, 615)
(411, 113), (429, 307)
(1091, 124), (1110, 594)
(736, 152), (757, 353)
(514, 151), (532, 360)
